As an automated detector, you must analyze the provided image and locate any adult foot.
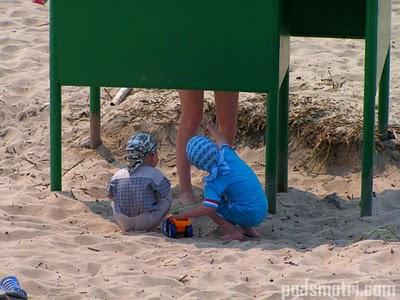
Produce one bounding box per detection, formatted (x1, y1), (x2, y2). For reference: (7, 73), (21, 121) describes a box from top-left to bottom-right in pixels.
(178, 191), (200, 205)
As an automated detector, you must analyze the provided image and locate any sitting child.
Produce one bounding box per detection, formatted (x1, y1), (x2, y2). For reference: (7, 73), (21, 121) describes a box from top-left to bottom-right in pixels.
(107, 133), (172, 233)
(174, 124), (268, 241)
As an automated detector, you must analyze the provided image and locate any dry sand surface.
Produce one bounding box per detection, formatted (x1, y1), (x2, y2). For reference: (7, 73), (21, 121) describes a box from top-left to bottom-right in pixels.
(1, 1), (400, 299)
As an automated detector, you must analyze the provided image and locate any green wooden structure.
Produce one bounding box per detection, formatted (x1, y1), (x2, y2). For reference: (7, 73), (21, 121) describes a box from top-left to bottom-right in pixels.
(50, 0), (391, 217)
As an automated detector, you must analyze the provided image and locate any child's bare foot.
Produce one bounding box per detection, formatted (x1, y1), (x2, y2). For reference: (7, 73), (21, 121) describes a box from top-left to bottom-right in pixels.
(241, 227), (260, 238)
(222, 231), (244, 241)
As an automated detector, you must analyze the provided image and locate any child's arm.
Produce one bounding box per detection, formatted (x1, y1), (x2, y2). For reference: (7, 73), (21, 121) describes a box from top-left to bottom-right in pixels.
(206, 123), (229, 147)
(176, 177), (224, 219)
(151, 176), (172, 203)
(175, 206), (215, 219)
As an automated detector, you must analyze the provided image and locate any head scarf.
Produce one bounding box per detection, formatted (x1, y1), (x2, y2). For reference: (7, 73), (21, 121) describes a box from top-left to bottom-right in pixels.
(186, 135), (230, 181)
(126, 133), (157, 174)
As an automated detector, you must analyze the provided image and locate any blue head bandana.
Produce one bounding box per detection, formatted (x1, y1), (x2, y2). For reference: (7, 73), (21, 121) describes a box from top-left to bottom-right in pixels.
(186, 136), (230, 181)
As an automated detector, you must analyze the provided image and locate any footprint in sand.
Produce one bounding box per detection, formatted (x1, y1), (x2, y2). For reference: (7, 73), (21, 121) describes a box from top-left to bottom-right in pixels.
(9, 10), (28, 18)
(33, 37), (47, 44)
(1, 44), (23, 56)
(0, 68), (14, 78)
(0, 38), (17, 46)
(86, 262), (102, 276)
(0, 20), (16, 28)
(22, 18), (43, 27)
(73, 234), (100, 246)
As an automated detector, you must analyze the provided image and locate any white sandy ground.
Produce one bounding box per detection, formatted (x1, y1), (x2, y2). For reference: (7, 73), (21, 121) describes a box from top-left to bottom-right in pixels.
(1, 1), (400, 299)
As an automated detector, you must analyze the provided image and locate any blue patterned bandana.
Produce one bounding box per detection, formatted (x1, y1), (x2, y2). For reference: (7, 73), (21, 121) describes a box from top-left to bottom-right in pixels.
(126, 133), (157, 174)
(186, 136), (230, 181)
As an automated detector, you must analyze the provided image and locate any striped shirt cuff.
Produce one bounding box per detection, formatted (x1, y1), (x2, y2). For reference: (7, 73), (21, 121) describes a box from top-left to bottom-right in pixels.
(203, 199), (219, 209)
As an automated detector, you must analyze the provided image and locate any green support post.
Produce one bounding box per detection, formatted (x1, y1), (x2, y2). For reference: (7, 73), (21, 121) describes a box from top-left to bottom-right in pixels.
(90, 86), (101, 149)
(50, 0), (61, 191)
(266, 0), (289, 214)
(278, 70), (289, 193)
(378, 50), (390, 140)
(50, 82), (62, 191)
(267, 88), (279, 214)
(361, 0), (378, 217)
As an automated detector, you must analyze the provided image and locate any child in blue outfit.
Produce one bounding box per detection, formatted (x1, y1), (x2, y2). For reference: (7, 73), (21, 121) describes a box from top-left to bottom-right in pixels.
(175, 124), (268, 241)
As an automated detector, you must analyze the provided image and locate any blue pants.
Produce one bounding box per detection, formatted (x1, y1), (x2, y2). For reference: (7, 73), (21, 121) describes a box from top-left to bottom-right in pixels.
(216, 198), (267, 227)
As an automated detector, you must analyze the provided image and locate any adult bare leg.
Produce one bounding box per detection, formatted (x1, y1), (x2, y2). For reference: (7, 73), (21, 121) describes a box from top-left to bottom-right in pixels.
(176, 90), (204, 203)
(214, 91), (239, 145)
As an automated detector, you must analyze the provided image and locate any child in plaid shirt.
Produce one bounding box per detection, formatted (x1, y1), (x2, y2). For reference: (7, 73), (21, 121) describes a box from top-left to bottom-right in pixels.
(107, 133), (172, 232)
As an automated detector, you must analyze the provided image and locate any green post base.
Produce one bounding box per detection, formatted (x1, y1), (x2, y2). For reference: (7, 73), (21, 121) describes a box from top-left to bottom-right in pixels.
(90, 86), (101, 149)
(267, 89), (279, 214)
(277, 70), (289, 193)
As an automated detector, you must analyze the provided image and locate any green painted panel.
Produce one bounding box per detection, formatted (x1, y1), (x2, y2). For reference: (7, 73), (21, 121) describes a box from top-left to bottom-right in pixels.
(376, 0), (391, 83)
(289, 0), (366, 38)
(52, 0), (285, 92)
(279, 0), (290, 86)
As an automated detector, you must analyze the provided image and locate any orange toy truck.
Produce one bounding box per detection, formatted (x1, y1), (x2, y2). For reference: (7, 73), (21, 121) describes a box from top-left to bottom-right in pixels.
(162, 216), (193, 238)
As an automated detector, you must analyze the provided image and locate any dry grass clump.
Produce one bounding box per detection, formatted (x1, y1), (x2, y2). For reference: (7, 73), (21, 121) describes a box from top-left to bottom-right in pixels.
(289, 96), (363, 173)
(204, 93), (368, 174)
(98, 89), (396, 174)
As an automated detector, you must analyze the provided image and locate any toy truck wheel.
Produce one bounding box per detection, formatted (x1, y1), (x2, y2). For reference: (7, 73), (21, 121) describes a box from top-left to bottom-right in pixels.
(162, 219), (169, 236)
(168, 223), (177, 238)
(184, 225), (193, 238)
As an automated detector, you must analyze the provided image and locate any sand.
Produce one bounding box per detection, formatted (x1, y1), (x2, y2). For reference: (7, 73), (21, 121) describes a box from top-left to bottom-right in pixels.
(0, 1), (399, 299)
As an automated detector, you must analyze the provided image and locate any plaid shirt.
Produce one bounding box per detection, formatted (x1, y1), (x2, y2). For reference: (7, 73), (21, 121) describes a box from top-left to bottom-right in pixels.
(107, 166), (171, 217)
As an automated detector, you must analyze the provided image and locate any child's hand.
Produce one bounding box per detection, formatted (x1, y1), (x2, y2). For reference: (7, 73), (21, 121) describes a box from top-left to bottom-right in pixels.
(165, 214), (174, 220)
(205, 122), (228, 146)
(205, 123), (218, 137)
(173, 211), (187, 220)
